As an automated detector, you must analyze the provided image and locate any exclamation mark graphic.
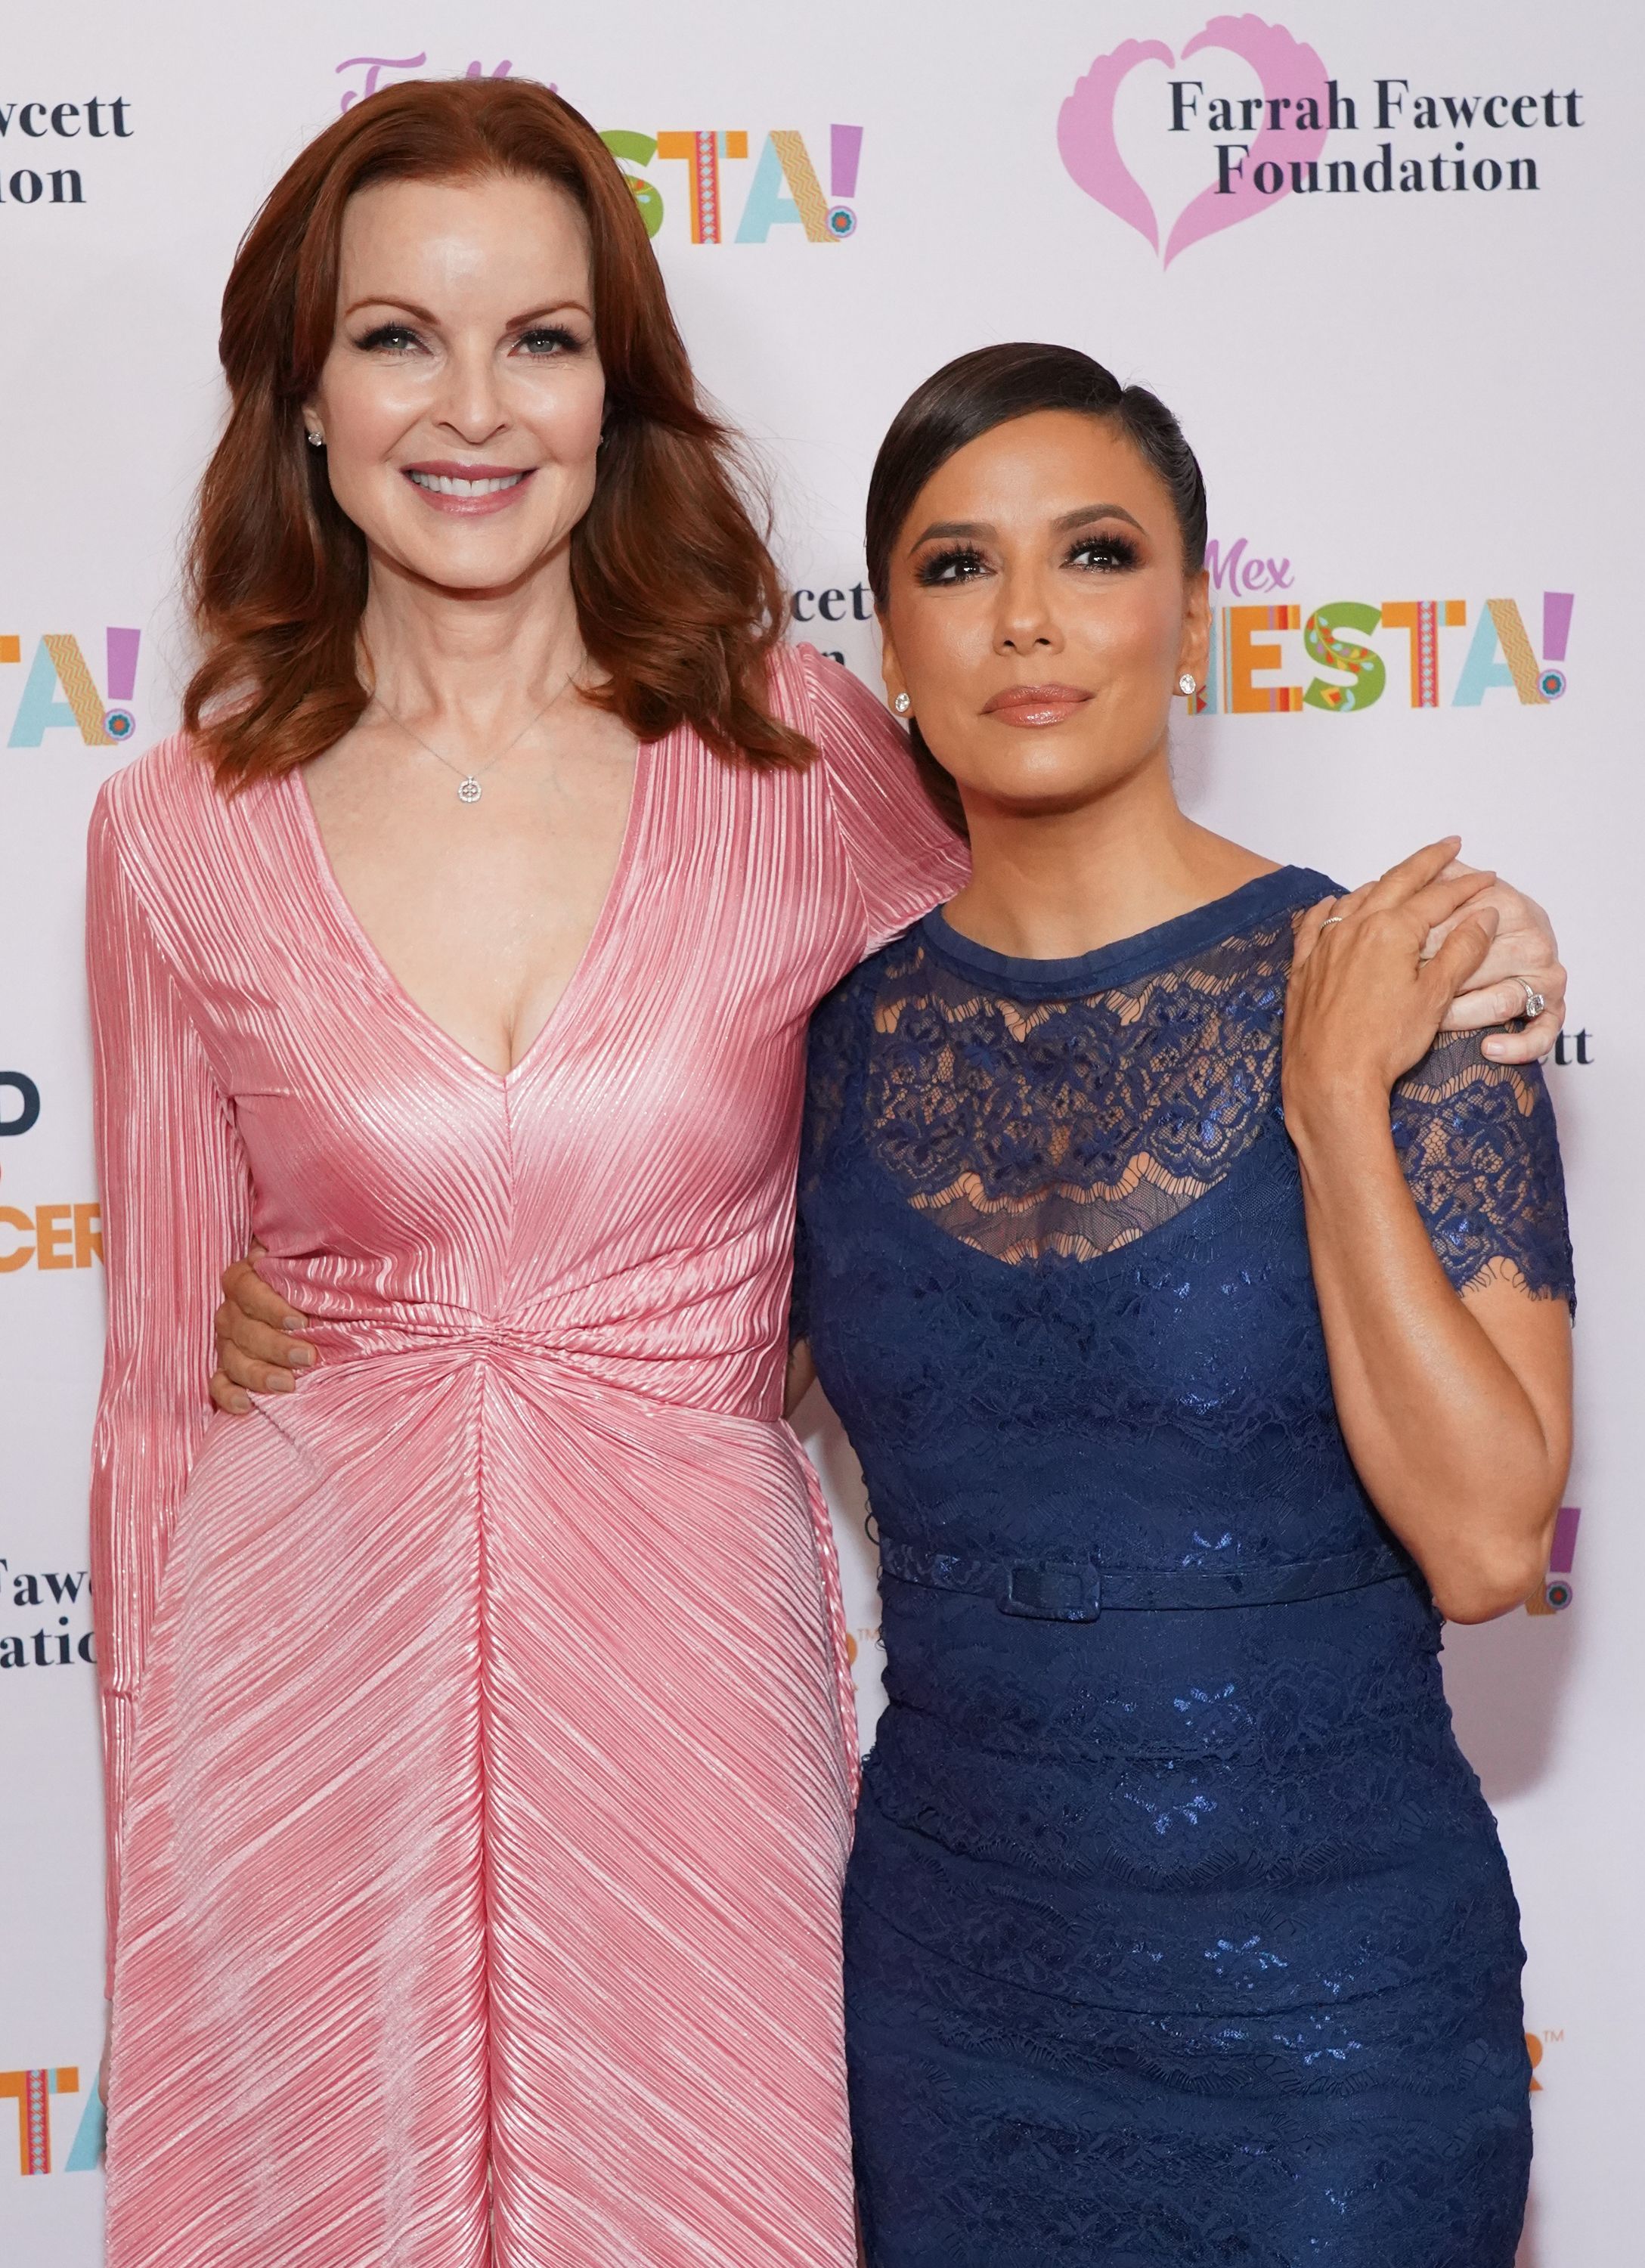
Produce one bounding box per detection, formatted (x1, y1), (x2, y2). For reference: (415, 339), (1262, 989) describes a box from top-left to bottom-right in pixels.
(105, 627), (140, 740)
(1526, 1504), (1581, 1615)
(827, 126), (863, 238)
(1539, 593), (1572, 700)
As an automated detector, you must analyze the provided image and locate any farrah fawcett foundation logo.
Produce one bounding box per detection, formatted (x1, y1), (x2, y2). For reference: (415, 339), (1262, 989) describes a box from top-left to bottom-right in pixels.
(0, 92), (133, 209)
(1058, 16), (1584, 264)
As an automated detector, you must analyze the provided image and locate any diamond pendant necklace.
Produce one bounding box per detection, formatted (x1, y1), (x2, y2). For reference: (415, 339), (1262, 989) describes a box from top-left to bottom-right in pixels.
(370, 662), (582, 804)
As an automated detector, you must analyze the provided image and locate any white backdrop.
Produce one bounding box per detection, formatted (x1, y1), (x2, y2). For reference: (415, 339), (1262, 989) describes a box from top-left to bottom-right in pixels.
(1, 5), (1638, 2260)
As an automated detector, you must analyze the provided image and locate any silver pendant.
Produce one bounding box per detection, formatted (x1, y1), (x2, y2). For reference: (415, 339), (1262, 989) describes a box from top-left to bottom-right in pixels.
(457, 776), (482, 804)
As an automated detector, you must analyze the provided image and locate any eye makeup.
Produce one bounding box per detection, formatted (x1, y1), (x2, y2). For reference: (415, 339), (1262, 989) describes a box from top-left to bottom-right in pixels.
(912, 523), (1145, 588)
(348, 320), (588, 358)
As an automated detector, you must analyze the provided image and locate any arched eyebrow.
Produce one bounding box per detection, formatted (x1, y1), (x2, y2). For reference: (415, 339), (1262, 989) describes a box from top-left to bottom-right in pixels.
(342, 296), (444, 323)
(908, 519), (991, 544)
(909, 501), (1147, 546)
(1052, 503), (1145, 534)
(340, 296), (592, 325)
(504, 299), (593, 327)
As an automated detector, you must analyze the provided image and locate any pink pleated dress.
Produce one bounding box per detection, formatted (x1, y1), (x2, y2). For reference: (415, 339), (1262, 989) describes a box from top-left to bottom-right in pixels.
(85, 646), (965, 2268)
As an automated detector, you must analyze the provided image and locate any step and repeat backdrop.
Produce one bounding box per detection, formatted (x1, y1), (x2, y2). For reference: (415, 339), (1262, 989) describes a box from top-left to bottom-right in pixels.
(1, 4), (1638, 2260)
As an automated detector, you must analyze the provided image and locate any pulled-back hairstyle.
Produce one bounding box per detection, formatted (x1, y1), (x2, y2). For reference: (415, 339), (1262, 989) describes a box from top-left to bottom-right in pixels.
(865, 342), (1207, 604)
(863, 342), (1207, 816)
(184, 76), (810, 789)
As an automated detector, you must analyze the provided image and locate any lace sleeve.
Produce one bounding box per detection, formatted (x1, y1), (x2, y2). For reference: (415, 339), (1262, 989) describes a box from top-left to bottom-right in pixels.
(791, 960), (872, 1345)
(1390, 1030), (1575, 1309)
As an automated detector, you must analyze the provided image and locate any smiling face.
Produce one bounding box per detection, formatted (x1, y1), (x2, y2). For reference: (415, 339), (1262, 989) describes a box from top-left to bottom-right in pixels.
(305, 170), (606, 594)
(880, 409), (1209, 815)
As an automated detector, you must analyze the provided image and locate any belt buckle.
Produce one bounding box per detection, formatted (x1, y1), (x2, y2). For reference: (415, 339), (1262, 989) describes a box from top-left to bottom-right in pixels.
(1002, 1560), (1102, 1622)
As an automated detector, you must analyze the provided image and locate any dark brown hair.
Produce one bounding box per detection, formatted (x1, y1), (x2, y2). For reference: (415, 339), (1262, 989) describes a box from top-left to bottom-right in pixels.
(865, 341), (1208, 605)
(184, 76), (810, 789)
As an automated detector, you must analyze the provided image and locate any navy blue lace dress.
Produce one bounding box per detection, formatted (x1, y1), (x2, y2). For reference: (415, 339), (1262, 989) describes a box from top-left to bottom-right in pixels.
(793, 868), (1573, 2268)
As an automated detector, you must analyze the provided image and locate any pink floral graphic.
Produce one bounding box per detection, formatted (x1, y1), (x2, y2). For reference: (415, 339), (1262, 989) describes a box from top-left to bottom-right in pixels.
(1058, 14), (1329, 265)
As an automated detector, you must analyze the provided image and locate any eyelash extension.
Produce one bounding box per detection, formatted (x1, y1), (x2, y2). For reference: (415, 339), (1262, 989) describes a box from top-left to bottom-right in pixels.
(914, 544), (989, 587)
(355, 322), (420, 352)
(516, 324), (582, 355)
(350, 322), (585, 355)
(915, 529), (1143, 587)
(1067, 529), (1141, 571)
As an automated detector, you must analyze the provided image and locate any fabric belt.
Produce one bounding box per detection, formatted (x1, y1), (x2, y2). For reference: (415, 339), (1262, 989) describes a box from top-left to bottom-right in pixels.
(877, 1535), (1420, 1623)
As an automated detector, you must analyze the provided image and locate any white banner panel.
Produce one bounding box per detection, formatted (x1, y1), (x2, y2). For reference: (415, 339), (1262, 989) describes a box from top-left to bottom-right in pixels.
(2, 5), (1638, 2260)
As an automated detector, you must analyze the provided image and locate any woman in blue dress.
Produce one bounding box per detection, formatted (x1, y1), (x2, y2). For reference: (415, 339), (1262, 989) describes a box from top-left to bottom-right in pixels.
(790, 345), (1575, 2266)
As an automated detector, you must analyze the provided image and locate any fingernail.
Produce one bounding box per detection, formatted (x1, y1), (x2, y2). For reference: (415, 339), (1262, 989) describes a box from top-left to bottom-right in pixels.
(232, 1396), (251, 1414)
(281, 1315), (304, 1334)
(1482, 1037), (1507, 1058)
(270, 1372), (296, 1393)
(292, 1346), (317, 1370)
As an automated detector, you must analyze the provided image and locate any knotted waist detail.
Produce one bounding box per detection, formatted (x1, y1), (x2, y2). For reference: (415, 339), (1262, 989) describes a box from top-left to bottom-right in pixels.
(311, 1315), (606, 1368)
(878, 1534), (1421, 1622)
(296, 1310), (777, 1421)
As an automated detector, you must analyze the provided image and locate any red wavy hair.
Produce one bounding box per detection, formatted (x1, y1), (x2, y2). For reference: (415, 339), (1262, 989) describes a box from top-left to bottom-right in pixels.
(183, 76), (811, 789)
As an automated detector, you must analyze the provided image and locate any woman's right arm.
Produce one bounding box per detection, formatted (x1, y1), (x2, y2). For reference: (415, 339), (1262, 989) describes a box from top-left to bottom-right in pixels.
(785, 1340), (816, 1416)
(87, 795), (253, 1984)
(210, 1246), (317, 1410)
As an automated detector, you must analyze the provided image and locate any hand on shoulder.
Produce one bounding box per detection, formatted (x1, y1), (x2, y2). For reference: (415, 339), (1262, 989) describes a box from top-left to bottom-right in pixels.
(1281, 839), (1502, 1140)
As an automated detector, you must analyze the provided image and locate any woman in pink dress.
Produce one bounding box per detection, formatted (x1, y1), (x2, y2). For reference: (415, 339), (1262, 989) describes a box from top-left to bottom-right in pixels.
(88, 78), (962, 2268)
(95, 75), (1564, 2268)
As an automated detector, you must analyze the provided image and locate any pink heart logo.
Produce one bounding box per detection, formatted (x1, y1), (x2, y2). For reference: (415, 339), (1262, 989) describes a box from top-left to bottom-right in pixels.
(1059, 14), (1328, 266)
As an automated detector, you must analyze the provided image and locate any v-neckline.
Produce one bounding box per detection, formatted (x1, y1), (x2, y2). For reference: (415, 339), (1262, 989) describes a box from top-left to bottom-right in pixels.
(287, 729), (658, 1089)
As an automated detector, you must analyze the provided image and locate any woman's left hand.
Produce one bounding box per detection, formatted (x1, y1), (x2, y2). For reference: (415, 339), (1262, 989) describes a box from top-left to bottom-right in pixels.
(1283, 838), (1501, 1132)
(1433, 859), (1564, 1061)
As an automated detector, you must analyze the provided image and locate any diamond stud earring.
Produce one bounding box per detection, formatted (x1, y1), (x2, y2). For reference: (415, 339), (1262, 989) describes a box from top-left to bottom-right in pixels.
(893, 692), (912, 715)
(1178, 672), (1197, 696)
(306, 429), (325, 448)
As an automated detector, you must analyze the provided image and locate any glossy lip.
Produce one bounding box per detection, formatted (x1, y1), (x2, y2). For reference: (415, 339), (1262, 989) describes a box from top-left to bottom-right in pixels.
(401, 460), (537, 518)
(981, 681), (1093, 728)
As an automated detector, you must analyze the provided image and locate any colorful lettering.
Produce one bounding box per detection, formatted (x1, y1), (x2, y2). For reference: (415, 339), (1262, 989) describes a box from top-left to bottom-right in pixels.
(1380, 600), (1467, 708)
(736, 132), (833, 243)
(656, 131), (748, 244)
(63, 2079), (105, 2170)
(1542, 590), (1574, 662)
(1453, 599), (1547, 705)
(0, 2068), (79, 2175)
(8, 634), (116, 746)
(1527, 1504), (1581, 1615)
(0, 1202), (102, 1272)
(1176, 590), (1568, 720)
(600, 132), (664, 238)
(1302, 603), (1386, 712)
(1224, 605), (1302, 713)
(334, 53), (426, 113)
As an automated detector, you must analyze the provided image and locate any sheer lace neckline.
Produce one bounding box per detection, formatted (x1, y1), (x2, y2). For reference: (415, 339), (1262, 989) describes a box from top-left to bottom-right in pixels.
(920, 865), (1329, 1000)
